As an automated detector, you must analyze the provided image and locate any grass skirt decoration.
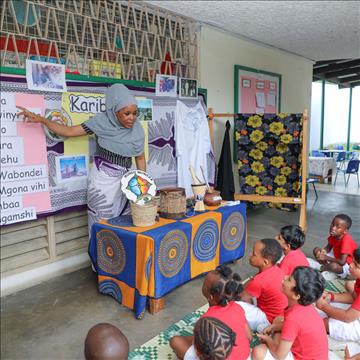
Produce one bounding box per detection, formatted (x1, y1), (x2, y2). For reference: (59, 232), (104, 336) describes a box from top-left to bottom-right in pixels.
(234, 113), (303, 210)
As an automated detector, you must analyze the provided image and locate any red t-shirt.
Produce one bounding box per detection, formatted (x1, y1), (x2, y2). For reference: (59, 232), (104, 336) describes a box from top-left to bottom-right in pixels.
(202, 301), (250, 360)
(245, 265), (288, 322)
(328, 233), (357, 264)
(281, 304), (328, 360)
(279, 249), (309, 276)
(351, 278), (360, 311)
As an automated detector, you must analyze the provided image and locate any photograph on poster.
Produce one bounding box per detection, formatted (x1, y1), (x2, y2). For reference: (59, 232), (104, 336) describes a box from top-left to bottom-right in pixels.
(269, 81), (276, 90)
(242, 79), (251, 88)
(155, 74), (177, 97)
(136, 97), (153, 121)
(26, 59), (67, 93)
(56, 155), (88, 183)
(179, 78), (198, 98)
(256, 81), (264, 89)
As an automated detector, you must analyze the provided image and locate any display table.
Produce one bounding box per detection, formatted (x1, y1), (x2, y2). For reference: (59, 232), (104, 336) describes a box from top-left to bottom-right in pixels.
(88, 203), (246, 319)
(309, 156), (337, 182)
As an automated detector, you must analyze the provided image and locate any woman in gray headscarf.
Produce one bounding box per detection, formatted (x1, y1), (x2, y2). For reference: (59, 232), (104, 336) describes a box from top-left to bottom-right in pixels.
(18, 83), (146, 236)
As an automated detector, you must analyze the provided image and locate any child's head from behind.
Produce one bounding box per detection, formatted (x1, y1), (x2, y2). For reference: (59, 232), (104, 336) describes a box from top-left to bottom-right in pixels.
(84, 323), (129, 360)
(277, 225), (305, 253)
(202, 265), (244, 307)
(349, 248), (360, 279)
(282, 266), (325, 305)
(194, 317), (236, 360)
(330, 214), (352, 238)
(249, 239), (282, 269)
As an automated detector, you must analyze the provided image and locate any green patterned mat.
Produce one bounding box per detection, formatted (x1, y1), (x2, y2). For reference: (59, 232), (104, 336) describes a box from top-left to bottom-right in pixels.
(129, 279), (347, 360)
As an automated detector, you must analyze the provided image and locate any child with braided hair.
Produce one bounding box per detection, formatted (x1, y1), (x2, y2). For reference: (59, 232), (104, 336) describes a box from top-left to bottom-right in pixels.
(170, 265), (252, 360)
(193, 317), (236, 360)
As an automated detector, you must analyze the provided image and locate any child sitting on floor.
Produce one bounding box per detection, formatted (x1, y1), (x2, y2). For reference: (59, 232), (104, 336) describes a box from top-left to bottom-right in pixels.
(192, 317), (237, 360)
(276, 225), (309, 276)
(316, 248), (360, 359)
(84, 323), (129, 360)
(252, 266), (328, 360)
(170, 265), (252, 360)
(310, 214), (357, 279)
(238, 238), (288, 331)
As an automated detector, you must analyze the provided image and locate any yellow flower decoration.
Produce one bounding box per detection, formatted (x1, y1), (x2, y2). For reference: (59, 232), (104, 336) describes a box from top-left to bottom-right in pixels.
(245, 175), (260, 187)
(237, 160), (243, 169)
(270, 156), (284, 168)
(292, 181), (301, 192)
(275, 187), (287, 197)
(276, 143), (288, 154)
(278, 113), (288, 119)
(281, 167), (292, 176)
(235, 131), (240, 141)
(280, 134), (293, 144)
(250, 130), (264, 143)
(251, 161), (265, 173)
(249, 149), (263, 160)
(256, 186), (267, 195)
(256, 141), (268, 151)
(269, 122), (284, 135)
(247, 115), (262, 128)
(274, 175), (287, 186)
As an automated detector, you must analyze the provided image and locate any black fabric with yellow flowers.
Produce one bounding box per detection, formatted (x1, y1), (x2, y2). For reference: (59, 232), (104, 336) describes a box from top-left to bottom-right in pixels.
(234, 113), (303, 210)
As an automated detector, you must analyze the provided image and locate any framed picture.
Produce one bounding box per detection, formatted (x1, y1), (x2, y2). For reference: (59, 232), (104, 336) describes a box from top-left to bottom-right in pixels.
(242, 79), (251, 88)
(269, 81), (276, 90)
(179, 78), (198, 98)
(26, 59), (67, 93)
(155, 74), (177, 97)
(136, 97), (153, 121)
(256, 81), (264, 89)
(56, 155), (88, 183)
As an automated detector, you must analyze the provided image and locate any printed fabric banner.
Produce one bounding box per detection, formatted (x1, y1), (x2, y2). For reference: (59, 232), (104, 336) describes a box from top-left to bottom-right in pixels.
(234, 113), (303, 210)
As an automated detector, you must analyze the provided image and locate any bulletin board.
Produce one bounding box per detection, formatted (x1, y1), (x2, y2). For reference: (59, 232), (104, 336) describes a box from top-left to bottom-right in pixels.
(0, 67), (211, 226)
(234, 65), (282, 114)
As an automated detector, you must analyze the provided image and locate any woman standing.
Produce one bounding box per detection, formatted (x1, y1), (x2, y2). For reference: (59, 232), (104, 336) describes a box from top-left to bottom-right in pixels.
(18, 84), (146, 235)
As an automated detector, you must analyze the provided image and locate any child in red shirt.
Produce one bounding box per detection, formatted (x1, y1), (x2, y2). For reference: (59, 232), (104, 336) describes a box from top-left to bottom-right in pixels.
(311, 214), (357, 278)
(316, 248), (360, 359)
(253, 267), (328, 360)
(170, 265), (251, 360)
(192, 317), (236, 360)
(276, 225), (309, 276)
(238, 239), (288, 331)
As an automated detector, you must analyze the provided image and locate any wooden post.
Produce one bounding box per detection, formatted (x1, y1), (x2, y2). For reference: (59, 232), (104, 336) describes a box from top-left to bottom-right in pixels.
(299, 109), (309, 231)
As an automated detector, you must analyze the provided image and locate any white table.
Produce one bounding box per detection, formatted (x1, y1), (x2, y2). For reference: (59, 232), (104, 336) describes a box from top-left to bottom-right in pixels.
(308, 157), (337, 182)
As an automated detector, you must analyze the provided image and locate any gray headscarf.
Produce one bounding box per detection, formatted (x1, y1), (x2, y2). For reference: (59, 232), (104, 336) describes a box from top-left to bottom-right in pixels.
(83, 84), (145, 157)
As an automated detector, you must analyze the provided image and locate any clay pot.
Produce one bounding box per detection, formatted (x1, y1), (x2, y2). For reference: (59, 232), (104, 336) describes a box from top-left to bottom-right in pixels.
(204, 190), (222, 206)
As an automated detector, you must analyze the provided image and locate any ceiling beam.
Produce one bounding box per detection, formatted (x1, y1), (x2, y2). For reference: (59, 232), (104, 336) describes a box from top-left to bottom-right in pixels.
(339, 81), (360, 89)
(338, 75), (360, 83)
(313, 59), (360, 75)
(315, 59), (346, 66)
(323, 66), (360, 79)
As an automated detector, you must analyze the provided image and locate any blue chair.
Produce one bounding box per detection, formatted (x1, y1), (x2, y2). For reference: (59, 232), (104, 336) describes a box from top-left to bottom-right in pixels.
(335, 145), (344, 150)
(311, 150), (322, 157)
(306, 178), (319, 200)
(335, 151), (346, 170)
(334, 159), (360, 186)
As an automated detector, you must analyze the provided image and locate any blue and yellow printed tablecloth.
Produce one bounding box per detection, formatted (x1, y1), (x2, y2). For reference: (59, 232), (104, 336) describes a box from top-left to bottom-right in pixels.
(88, 204), (246, 319)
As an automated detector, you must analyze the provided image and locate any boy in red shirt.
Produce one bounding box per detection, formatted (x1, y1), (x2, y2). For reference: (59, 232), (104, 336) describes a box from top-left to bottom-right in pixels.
(238, 238), (288, 331)
(310, 214), (357, 279)
(316, 247), (360, 359)
(252, 266), (328, 360)
(276, 225), (309, 276)
(170, 265), (251, 360)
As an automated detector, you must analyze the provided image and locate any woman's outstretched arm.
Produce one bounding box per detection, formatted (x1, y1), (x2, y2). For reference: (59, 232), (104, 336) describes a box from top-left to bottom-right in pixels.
(17, 106), (87, 137)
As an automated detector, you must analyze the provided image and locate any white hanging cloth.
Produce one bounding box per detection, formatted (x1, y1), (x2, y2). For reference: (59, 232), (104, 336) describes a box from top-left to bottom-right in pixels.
(175, 100), (211, 197)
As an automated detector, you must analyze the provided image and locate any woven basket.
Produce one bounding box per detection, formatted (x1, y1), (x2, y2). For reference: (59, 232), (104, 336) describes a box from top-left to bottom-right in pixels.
(159, 187), (186, 219)
(130, 199), (158, 227)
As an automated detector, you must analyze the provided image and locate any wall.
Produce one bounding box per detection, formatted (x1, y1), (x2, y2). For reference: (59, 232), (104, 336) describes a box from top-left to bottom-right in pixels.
(198, 25), (314, 191)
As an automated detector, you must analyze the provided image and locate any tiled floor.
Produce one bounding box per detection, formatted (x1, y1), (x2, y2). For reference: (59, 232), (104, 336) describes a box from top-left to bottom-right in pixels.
(2, 191), (360, 360)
